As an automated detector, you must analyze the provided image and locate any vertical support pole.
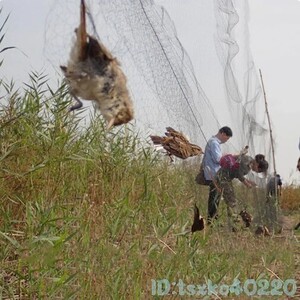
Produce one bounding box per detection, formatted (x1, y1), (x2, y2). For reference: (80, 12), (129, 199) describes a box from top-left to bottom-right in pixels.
(259, 69), (279, 232)
(259, 69), (277, 177)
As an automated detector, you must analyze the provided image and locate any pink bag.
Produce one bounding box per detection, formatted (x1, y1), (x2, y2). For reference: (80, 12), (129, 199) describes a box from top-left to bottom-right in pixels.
(220, 154), (240, 170)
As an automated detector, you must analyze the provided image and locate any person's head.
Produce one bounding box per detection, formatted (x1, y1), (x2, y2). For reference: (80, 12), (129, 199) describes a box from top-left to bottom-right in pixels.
(217, 126), (233, 144)
(297, 157), (300, 172)
(250, 154), (269, 173)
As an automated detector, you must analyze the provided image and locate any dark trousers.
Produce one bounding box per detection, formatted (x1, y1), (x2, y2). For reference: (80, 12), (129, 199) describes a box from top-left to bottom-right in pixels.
(207, 181), (220, 222)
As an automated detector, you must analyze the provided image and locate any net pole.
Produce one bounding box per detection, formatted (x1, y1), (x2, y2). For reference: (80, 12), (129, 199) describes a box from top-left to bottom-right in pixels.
(259, 69), (276, 175)
(259, 68), (278, 202)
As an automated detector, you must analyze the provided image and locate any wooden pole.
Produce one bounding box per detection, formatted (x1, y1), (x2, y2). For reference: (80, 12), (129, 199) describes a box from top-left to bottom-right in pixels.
(259, 69), (276, 175)
(259, 69), (277, 195)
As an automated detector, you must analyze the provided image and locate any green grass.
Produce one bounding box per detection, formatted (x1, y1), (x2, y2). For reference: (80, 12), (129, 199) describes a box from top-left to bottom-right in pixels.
(0, 74), (299, 300)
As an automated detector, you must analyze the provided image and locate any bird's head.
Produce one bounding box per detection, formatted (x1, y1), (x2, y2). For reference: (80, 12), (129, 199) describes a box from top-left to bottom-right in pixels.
(106, 108), (134, 130)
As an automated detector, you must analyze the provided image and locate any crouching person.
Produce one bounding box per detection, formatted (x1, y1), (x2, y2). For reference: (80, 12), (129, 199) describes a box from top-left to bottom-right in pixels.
(214, 154), (269, 231)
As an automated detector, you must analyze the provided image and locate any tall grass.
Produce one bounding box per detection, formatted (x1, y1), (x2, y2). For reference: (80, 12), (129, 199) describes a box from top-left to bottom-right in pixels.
(0, 74), (298, 299)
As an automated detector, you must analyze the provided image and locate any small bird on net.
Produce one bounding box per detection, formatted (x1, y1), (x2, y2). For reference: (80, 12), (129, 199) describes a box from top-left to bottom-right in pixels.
(60, 0), (134, 129)
(191, 204), (205, 233)
(150, 127), (203, 161)
(239, 210), (253, 228)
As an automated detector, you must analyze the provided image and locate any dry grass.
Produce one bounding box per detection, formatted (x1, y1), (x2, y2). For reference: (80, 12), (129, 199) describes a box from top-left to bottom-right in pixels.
(280, 186), (300, 211)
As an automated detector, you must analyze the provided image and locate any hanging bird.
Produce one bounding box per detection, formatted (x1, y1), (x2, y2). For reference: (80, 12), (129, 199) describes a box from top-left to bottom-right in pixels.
(60, 0), (134, 128)
(239, 210), (252, 228)
(150, 127), (203, 160)
(191, 204), (205, 233)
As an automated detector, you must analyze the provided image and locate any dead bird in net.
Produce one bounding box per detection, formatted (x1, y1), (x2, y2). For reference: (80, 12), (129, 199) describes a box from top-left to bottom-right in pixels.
(150, 127), (203, 160)
(60, 0), (134, 128)
(191, 204), (205, 233)
(239, 210), (253, 228)
(255, 225), (270, 236)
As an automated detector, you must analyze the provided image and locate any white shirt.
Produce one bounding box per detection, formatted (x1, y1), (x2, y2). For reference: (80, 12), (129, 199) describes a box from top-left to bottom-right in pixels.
(202, 135), (222, 180)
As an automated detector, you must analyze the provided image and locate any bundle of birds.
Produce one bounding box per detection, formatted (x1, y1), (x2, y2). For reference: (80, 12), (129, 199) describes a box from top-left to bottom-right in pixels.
(150, 127), (203, 160)
(239, 210), (253, 228)
(191, 204), (205, 233)
(60, 0), (134, 129)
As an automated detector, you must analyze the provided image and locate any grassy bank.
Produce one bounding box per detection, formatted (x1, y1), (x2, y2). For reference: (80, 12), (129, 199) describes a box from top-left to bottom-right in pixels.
(0, 75), (299, 300)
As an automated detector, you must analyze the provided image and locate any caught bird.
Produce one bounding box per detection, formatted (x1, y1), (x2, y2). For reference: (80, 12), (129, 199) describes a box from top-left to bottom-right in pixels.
(255, 225), (270, 236)
(150, 127), (203, 160)
(240, 145), (249, 156)
(191, 204), (205, 233)
(60, 0), (134, 128)
(239, 210), (252, 228)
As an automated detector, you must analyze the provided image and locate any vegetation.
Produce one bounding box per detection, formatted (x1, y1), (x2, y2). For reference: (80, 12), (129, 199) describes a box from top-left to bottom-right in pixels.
(0, 74), (298, 299)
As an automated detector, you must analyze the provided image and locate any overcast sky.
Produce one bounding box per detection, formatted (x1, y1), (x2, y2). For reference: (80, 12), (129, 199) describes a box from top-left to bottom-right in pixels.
(0, 0), (299, 184)
(249, 0), (300, 184)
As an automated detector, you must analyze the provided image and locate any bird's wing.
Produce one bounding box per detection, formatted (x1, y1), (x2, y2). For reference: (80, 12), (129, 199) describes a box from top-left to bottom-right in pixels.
(189, 143), (203, 155)
(164, 137), (190, 159)
(165, 127), (189, 143)
(150, 135), (165, 145)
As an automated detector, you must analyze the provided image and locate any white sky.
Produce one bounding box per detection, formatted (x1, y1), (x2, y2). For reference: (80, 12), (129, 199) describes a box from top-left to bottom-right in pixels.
(0, 0), (299, 184)
(249, 0), (300, 184)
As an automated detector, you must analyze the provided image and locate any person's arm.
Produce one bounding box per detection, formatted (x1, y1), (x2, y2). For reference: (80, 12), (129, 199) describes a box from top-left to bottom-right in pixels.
(277, 178), (282, 195)
(237, 156), (256, 187)
(278, 185), (282, 196)
(238, 176), (256, 188)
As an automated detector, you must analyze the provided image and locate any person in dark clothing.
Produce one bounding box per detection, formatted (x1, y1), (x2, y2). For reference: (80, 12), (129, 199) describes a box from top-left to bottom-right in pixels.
(267, 174), (282, 197)
(214, 154), (269, 230)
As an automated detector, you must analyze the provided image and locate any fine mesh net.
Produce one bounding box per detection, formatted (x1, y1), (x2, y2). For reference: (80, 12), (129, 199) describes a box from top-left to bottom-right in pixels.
(44, 0), (278, 230)
(212, 0), (277, 230)
(44, 0), (222, 146)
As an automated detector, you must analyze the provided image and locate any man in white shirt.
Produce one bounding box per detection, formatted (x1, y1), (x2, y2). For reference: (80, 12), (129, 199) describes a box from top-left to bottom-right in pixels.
(202, 126), (233, 224)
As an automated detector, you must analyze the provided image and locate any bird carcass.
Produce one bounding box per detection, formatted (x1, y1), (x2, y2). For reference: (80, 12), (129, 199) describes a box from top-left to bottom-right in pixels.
(60, 0), (134, 128)
(191, 204), (205, 233)
(255, 225), (270, 236)
(239, 210), (252, 227)
(150, 127), (203, 160)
